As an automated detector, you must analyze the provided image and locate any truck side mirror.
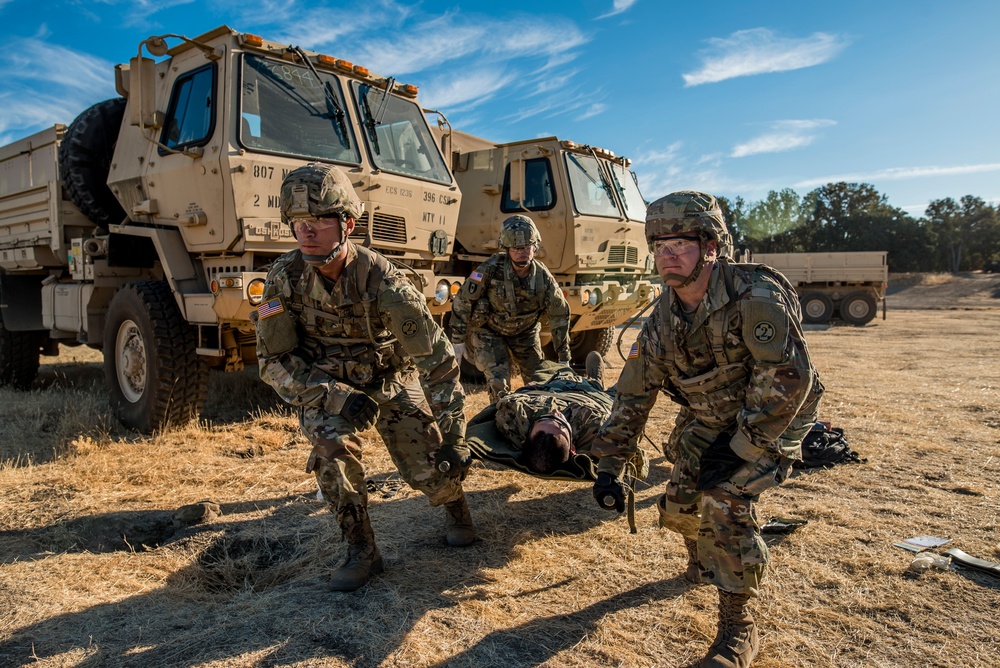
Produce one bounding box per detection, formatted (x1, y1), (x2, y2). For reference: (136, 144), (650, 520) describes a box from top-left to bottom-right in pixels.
(508, 158), (525, 204)
(128, 56), (161, 129)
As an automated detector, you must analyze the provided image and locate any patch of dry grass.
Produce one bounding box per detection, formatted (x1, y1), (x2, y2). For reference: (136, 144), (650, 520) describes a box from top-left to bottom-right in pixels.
(1, 302), (999, 667)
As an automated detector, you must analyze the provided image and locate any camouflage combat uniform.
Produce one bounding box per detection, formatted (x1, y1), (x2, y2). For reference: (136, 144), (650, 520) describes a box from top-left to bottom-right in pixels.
(594, 259), (823, 597)
(450, 253), (571, 401)
(256, 241), (467, 519)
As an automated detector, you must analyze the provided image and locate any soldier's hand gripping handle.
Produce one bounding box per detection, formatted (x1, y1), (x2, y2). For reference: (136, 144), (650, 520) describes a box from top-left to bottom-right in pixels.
(593, 472), (626, 513)
(436, 436), (472, 480)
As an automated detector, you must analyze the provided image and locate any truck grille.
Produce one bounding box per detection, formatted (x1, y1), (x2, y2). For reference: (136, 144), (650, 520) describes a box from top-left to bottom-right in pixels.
(607, 245), (638, 265)
(354, 212), (408, 245)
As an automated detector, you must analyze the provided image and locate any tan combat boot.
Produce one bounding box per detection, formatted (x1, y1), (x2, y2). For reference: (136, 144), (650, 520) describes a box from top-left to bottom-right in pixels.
(697, 589), (760, 668)
(585, 351), (606, 386)
(329, 505), (384, 592)
(683, 537), (702, 585)
(443, 493), (476, 547)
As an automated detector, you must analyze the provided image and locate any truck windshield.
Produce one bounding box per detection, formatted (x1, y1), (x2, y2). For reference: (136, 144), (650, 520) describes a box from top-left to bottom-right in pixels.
(239, 54), (360, 164)
(565, 153), (620, 218)
(352, 82), (452, 185)
(607, 164), (647, 222)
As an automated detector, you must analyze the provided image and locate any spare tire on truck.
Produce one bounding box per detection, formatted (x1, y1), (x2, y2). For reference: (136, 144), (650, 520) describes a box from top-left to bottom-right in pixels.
(104, 280), (208, 433)
(58, 98), (128, 229)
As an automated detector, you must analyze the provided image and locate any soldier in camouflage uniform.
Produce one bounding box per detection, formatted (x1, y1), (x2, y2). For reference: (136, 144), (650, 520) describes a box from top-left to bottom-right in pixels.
(493, 355), (631, 476)
(449, 215), (571, 403)
(255, 164), (476, 592)
(591, 191), (823, 668)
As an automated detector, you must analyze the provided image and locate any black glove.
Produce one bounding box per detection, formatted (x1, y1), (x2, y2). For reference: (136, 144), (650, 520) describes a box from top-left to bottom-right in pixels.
(593, 472), (626, 513)
(436, 438), (472, 479)
(341, 391), (379, 432)
(696, 432), (745, 491)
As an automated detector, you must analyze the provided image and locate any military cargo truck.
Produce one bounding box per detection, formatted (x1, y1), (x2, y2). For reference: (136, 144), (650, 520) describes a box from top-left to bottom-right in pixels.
(751, 251), (888, 325)
(0, 26), (464, 432)
(431, 128), (658, 362)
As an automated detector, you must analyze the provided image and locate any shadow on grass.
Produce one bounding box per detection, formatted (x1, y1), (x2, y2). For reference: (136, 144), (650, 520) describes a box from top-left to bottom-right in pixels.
(0, 481), (680, 668)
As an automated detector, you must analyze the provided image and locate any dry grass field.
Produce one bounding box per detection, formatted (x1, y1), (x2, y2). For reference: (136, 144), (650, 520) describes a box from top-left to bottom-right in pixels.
(1, 274), (999, 668)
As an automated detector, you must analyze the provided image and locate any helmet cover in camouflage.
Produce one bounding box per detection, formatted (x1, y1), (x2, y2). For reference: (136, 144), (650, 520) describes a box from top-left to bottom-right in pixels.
(646, 190), (733, 259)
(280, 163), (364, 225)
(498, 214), (541, 249)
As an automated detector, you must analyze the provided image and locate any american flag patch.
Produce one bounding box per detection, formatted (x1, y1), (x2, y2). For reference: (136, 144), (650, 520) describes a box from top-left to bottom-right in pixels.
(470, 271), (484, 282)
(257, 298), (285, 319)
(627, 342), (640, 359)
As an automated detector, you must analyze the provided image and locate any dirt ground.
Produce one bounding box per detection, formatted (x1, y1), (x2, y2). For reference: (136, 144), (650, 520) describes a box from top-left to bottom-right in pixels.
(0, 273), (998, 668)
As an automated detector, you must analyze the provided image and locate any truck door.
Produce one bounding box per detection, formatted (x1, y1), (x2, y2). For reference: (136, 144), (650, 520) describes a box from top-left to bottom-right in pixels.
(146, 58), (230, 250)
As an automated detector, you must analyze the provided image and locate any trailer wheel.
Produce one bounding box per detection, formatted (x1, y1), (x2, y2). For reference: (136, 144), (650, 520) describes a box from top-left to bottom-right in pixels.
(0, 321), (43, 390)
(839, 291), (877, 326)
(104, 281), (208, 433)
(800, 293), (834, 324)
(59, 98), (128, 229)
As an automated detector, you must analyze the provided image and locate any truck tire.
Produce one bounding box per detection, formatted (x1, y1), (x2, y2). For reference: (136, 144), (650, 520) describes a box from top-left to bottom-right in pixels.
(800, 293), (833, 324)
(570, 326), (614, 364)
(59, 97), (128, 229)
(839, 291), (877, 326)
(104, 281), (208, 433)
(0, 321), (43, 390)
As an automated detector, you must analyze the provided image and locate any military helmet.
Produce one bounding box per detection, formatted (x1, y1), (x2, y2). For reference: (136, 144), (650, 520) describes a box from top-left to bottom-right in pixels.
(498, 214), (541, 249)
(645, 190), (733, 259)
(280, 163), (364, 224)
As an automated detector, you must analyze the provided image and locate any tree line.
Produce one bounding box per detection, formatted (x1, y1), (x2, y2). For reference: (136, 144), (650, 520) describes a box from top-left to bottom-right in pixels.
(715, 182), (1000, 272)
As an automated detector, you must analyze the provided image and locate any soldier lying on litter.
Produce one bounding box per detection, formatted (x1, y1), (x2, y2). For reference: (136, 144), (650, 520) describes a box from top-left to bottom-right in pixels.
(464, 353), (648, 503)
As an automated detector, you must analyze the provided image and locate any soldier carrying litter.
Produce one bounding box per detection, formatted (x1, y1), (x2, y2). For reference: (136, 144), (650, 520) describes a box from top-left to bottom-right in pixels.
(591, 191), (824, 668)
(449, 214), (571, 403)
(254, 163), (476, 592)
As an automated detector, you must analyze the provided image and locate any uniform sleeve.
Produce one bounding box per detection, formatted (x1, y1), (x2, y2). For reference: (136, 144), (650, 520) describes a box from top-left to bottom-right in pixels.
(728, 278), (816, 461)
(256, 267), (343, 409)
(592, 306), (671, 463)
(379, 278), (466, 442)
(543, 270), (572, 363)
(448, 260), (491, 344)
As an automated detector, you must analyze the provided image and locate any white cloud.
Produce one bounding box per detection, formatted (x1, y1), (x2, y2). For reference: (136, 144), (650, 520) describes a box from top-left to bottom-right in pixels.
(0, 37), (116, 137)
(597, 0), (639, 20)
(683, 28), (848, 87)
(419, 68), (516, 110)
(731, 119), (836, 158)
(576, 103), (606, 120)
(794, 163), (1000, 189)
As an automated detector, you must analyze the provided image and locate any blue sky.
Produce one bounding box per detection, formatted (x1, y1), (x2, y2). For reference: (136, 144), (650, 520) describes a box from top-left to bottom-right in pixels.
(3, 0), (998, 216)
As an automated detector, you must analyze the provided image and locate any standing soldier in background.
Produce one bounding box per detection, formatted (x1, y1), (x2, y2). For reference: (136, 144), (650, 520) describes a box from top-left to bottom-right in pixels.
(449, 214), (571, 402)
(591, 191), (823, 668)
(255, 164), (475, 592)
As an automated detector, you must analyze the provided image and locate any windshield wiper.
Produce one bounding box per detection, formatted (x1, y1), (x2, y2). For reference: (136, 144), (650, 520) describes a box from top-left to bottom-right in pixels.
(374, 77), (395, 125)
(291, 46), (350, 150)
(359, 89), (381, 154)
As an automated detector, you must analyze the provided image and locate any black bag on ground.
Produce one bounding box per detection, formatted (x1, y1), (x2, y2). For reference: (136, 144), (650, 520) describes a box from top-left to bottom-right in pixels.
(793, 422), (864, 469)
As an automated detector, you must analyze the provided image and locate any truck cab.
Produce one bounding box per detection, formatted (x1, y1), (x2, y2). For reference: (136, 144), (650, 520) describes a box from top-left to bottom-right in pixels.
(436, 131), (658, 361)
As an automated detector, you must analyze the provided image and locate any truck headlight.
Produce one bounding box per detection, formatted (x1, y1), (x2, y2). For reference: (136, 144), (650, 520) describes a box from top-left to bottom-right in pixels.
(434, 279), (450, 305)
(589, 289), (601, 306)
(247, 278), (266, 305)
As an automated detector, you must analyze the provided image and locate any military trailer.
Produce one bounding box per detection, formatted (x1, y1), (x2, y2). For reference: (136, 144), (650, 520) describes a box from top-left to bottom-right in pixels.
(750, 251), (888, 325)
(0, 26), (464, 432)
(432, 129), (658, 362)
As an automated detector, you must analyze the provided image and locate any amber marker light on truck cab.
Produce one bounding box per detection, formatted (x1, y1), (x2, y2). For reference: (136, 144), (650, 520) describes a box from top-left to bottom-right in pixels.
(241, 33), (264, 47)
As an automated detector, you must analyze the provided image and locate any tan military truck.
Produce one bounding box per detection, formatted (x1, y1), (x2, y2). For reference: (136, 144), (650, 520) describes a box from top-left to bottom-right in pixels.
(751, 251), (888, 325)
(431, 128), (658, 362)
(0, 26), (464, 432)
